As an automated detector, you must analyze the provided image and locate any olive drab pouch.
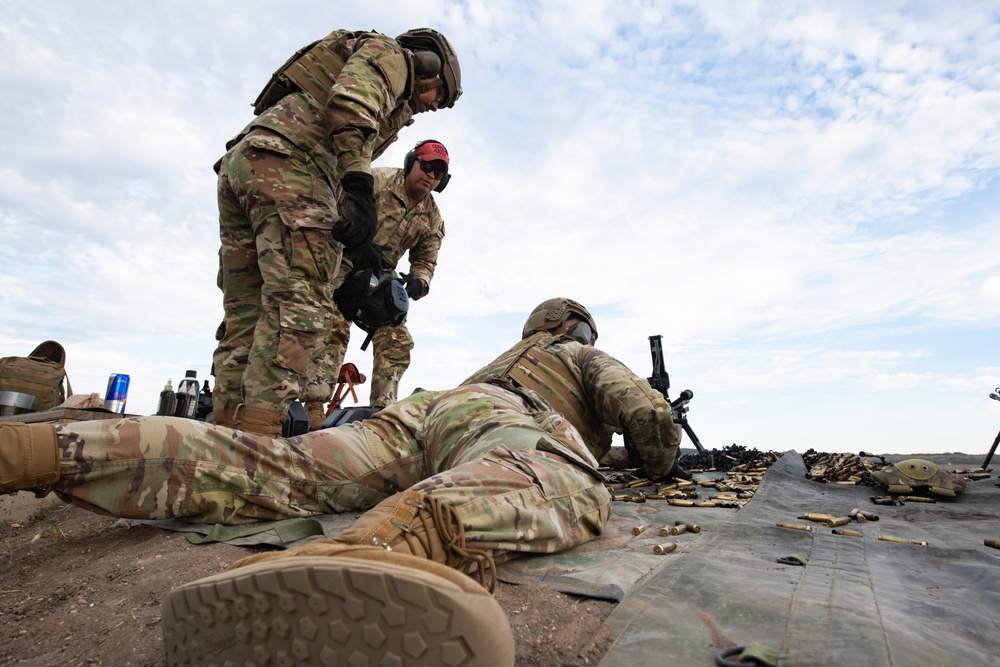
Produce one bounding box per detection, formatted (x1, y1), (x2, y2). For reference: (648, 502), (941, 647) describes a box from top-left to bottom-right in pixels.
(870, 458), (968, 497)
(0, 340), (72, 412)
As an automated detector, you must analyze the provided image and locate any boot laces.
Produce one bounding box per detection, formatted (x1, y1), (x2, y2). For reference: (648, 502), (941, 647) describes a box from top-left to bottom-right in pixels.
(394, 496), (497, 593)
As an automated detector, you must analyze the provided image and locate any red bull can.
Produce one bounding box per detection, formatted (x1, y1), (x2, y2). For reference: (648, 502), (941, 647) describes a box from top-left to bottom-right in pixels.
(104, 373), (130, 413)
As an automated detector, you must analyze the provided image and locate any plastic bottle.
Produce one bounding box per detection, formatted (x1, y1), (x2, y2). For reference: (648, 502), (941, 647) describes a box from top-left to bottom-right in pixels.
(156, 379), (176, 416)
(174, 370), (200, 419)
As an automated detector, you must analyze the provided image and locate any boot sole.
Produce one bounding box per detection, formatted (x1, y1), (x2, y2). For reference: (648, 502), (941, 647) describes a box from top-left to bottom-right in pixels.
(161, 555), (514, 667)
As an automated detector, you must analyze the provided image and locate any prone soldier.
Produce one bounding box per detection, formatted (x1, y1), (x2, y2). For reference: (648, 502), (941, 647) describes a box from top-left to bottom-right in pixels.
(1, 297), (680, 666)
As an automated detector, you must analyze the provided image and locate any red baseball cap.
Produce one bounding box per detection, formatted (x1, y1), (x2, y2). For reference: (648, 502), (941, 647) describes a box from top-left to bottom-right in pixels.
(413, 140), (449, 165)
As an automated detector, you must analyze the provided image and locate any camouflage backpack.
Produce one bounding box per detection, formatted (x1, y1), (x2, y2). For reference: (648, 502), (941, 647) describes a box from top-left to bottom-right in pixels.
(0, 340), (72, 412)
(870, 458), (967, 497)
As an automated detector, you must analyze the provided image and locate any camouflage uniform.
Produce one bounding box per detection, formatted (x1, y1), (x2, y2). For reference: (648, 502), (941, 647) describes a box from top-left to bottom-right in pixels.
(305, 166), (444, 407)
(47, 334), (679, 557)
(212, 30), (415, 417)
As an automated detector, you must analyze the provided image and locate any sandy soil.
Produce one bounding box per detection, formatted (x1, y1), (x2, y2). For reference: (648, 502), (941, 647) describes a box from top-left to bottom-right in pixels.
(0, 497), (614, 667)
(0, 449), (984, 666)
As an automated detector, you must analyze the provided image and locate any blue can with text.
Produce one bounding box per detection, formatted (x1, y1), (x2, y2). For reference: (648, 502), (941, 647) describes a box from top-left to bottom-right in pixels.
(103, 373), (130, 414)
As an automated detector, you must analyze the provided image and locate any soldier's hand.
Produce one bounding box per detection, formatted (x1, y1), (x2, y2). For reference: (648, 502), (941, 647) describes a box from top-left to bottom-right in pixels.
(335, 172), (377, 250)
(405, 276), (429, 300)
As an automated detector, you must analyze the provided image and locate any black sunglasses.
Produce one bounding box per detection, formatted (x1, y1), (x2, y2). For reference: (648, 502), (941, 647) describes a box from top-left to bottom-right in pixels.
(417, 157), (448, 180)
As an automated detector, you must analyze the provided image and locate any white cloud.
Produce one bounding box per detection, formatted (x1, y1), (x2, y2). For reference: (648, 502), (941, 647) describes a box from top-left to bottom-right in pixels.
(1, 0), (997, 455)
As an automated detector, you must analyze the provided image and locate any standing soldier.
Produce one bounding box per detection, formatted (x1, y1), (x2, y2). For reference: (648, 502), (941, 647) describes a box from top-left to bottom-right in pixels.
(211, 28), (462, 437)
(304, 139), (451, 428)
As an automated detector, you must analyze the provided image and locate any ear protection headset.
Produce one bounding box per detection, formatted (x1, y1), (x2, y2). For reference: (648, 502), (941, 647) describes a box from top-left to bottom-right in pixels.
(404, 139), (451, 193)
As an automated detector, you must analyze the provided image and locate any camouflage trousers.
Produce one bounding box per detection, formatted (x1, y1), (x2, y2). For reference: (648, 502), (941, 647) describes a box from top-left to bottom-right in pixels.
(212, 129), (343, 415)
(51, 383), (611, 556)
(304, 304), (414, 407)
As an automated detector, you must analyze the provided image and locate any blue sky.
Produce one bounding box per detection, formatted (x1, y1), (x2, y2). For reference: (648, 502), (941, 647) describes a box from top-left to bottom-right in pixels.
(1, 0), (998, 455)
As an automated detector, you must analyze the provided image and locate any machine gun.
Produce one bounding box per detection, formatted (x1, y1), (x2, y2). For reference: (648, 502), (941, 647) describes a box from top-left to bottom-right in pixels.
(982, 388), (1000, 470)
(623, 335), (706, 473)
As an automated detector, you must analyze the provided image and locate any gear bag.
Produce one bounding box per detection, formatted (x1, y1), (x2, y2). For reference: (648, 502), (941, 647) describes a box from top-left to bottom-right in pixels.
(870, 458), (968, 497)
(0, 340), (73, 412)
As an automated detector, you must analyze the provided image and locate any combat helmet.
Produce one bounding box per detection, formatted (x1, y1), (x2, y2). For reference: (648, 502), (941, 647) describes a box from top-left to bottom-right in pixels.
(396, 28), (462, 108)
(522, 297), (598, 343)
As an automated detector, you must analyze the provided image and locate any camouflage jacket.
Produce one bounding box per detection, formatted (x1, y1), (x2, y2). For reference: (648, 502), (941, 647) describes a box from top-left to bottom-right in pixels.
(369, 167), (444, 285)
(462, 333), (681, 477)
(231, 30), (414, 182)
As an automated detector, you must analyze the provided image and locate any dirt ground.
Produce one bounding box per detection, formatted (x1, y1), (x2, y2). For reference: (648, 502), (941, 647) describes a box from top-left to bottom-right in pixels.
(1, 449), (984, 666)
(0, 496), (614, 667)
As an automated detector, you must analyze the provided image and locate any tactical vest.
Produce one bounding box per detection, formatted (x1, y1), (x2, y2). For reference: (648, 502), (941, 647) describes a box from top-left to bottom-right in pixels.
(462, 333), (610, 452)
(251, 30), (413, 159)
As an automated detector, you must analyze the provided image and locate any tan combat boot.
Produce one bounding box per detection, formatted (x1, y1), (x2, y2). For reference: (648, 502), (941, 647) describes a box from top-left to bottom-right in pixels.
(161, 492), (515, 667)
(0, 423), (59, 496)
(304, 400), (327, 431)
(236, 405), (284, 438)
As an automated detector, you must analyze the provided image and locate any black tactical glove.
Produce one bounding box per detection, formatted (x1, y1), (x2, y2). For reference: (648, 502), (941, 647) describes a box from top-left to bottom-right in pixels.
(351, 242), (392, 274)
(334, 172), (377, 250)
(405, 276), (429, 300)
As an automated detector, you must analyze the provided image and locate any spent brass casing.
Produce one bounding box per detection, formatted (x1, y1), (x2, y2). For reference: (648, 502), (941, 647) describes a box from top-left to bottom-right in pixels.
(675, 520), (701, 533)
(658, 524), (686, 536)
(653, 542), (678, 555)
(826, 517), (851, 527)
(800, 513), (836, 523)
(878, 535), (928, 546)
(848, 508), (869, 523)
(984, 539), (1000, 550)
(669, 499), (695, 507)
(644, 493), (667, 500)
(632, 524), (646, 535)
(831, 528), (863, 538)
(626, 477), (652, 488)
(870, 496), (900, 506)
(695, 501), (718, 508)
(898, 496), (936, 504)
(777, 523), (814, 532)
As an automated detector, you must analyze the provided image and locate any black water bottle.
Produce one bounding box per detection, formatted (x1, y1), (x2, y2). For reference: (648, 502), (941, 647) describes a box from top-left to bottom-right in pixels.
(156, 379), (176, 416)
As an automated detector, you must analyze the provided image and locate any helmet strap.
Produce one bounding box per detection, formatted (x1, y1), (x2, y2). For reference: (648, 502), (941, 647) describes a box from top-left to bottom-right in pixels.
(412, 78), (443, 100)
